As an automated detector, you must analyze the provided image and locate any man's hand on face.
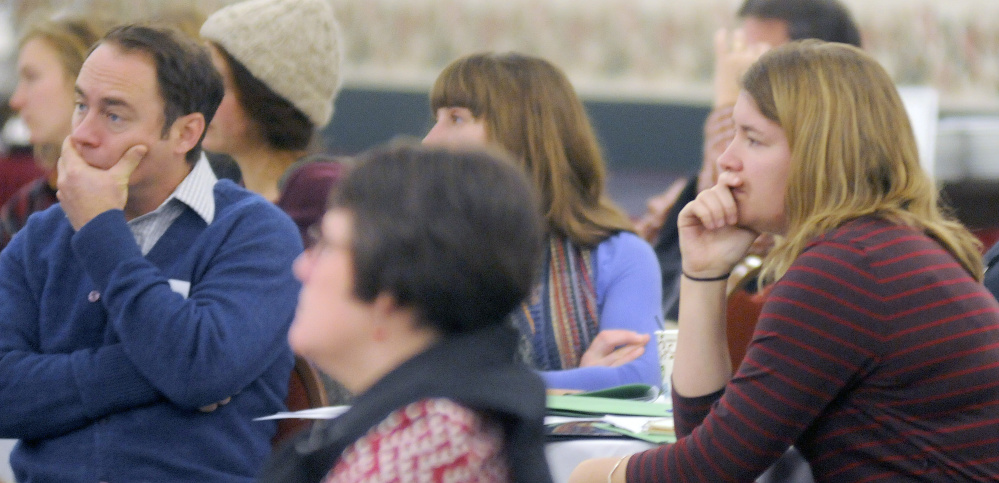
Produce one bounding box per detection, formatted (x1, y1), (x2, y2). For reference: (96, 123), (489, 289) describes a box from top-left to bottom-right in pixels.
(57, 137), (147, 231)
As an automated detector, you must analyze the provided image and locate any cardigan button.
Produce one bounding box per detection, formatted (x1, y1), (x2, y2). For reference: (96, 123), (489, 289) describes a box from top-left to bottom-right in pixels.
(88, 290), (100, 302)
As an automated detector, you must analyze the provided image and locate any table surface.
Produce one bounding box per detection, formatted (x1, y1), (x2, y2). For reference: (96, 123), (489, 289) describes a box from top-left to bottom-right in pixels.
(546, 438), (656, 483)
(1, 437), (648, 483)
(4, 434), (813, 483)
(544, 437), (814, 483)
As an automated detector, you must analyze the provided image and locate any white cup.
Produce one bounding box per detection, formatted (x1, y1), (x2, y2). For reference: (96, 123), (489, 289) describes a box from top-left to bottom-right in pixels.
(655, 329), (679, 396)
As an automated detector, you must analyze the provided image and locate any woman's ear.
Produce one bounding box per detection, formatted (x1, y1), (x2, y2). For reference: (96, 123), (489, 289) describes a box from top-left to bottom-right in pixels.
(372, 293), (400, 318)
(371, 293), (400, 341)
(370, 293), (424, 341)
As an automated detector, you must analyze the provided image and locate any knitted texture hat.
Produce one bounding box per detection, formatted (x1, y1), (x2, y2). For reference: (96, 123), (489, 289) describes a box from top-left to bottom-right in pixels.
(201, 0), (342, 127)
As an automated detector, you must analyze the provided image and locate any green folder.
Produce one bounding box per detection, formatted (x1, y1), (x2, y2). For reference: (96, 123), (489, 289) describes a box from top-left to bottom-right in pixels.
(547, 394), (671, 418)
(574, 383), (660, 401)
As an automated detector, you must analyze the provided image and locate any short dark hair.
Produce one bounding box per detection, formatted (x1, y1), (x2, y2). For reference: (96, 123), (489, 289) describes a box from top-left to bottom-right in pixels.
(738, 0), (862, 47)
(98, 24), (224, 163)
(329, 142), (543, 335)
(211, 43), (314, 151)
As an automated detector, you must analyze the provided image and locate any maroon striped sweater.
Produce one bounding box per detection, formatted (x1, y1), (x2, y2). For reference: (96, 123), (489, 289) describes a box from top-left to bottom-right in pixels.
(628, 217), (999, 482)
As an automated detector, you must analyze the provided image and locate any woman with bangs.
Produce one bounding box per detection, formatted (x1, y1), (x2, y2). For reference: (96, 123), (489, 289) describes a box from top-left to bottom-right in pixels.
(423, 52), (664, 392)
(571, 41), (999, 482)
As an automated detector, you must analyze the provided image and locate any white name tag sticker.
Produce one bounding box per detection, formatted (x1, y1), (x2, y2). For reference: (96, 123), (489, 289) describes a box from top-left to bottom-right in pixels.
(168, 279), (191, 299)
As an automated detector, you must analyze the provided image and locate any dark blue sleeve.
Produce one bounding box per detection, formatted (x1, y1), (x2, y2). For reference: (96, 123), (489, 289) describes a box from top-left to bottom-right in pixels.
(0, 211), (161, 440)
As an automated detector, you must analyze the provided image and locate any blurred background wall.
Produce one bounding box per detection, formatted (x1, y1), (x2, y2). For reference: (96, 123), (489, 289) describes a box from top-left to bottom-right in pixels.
(2, 0), (998, 215)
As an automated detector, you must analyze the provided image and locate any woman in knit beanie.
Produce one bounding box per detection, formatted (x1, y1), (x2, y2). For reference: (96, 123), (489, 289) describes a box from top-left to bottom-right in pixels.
(200, 0), (342, 202)
(200, 0), (351, 429)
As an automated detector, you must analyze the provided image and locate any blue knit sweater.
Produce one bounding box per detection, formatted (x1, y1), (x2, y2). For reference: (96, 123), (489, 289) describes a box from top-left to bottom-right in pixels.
(0, 180), (302, 482)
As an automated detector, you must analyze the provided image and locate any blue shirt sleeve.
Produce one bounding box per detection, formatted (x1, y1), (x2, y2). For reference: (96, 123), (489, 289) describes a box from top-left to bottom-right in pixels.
(541, 232), (664, 391)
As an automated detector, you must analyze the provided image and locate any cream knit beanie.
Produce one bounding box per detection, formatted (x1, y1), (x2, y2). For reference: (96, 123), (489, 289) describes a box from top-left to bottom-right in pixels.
(201, 0), (343, 127)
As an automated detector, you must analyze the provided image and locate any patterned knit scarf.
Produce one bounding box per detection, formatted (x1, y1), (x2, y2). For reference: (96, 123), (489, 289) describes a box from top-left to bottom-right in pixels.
(512, 236), (599, 370)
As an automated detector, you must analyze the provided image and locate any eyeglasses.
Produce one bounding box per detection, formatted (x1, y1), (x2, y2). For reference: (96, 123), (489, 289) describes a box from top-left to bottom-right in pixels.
(304, 224), (352, 259)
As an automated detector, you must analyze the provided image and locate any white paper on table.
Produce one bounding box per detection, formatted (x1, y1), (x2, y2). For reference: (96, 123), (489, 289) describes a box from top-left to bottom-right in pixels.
(259, 408), (674, 434)
(545, 416), (605, 425)
(602, 415), (666, 434)
(253, 405), (350, 421)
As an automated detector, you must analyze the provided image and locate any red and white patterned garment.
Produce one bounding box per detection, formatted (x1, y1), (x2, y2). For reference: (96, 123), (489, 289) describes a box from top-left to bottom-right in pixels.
(324, 398), (509, 483)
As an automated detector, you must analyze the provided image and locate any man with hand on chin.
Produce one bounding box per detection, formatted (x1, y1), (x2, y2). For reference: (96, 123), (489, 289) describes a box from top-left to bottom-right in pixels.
(0, 24), (301, 482)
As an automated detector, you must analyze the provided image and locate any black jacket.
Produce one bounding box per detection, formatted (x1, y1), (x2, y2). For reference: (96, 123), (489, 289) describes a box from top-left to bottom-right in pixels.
(654, 176), (700, 321)
(258, 324), (553, 483)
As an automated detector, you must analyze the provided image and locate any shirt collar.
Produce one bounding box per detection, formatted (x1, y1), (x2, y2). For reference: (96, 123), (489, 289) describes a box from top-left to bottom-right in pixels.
(166, 152), (218, 224)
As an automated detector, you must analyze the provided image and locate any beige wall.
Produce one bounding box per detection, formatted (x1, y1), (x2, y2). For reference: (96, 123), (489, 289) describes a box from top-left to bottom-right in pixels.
(324, 0), (999, 110)
(5, 0), (997, 109)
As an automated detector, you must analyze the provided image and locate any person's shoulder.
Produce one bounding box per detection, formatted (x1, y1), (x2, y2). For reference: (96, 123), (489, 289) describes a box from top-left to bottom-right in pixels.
(332, 398), (507, 482)
(15, 201), (68, 233)
(213, 179), (261, 206)
(797, 217), (937, 277)
(593, 232), (661, 293)
(5, 177), (48, 204)
(601, 230), (654, 249)
(281, 156), (347, 192)
(807, 217), (903, 250)
(370, 398), (496, 441)
(381, 398), (504, 458)
(405, 398), (484, 425)
(2, 203), (72, 262)
(597, 231), (658, 263)
(211, 181), (302, 245)
(213, 181), (294, 221)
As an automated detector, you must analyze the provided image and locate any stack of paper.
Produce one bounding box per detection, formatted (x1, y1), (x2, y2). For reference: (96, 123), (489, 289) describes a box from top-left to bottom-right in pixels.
(546, 393), (675, 444)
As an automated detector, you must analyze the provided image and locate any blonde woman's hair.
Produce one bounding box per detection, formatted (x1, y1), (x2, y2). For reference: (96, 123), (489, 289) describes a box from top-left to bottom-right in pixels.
(18, 15), (109, 87)
(16, 8), (207, 168)
(429, 52), (633, 247)
(17, 14), (111, 169)
(745, 41), (983, 283)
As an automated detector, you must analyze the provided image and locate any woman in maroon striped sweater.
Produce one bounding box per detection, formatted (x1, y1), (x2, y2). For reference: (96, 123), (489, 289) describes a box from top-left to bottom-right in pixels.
(572, 41), (999, 482)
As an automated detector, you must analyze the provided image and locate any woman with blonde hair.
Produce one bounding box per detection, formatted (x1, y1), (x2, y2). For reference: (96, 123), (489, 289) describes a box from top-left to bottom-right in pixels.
(2, 14), (108, 250)
(571, 41), (999, 482)
(424, 52), (663, 391)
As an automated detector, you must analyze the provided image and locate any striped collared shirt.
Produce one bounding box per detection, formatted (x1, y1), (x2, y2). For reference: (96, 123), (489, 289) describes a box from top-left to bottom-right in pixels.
(128, 154), (218, 255)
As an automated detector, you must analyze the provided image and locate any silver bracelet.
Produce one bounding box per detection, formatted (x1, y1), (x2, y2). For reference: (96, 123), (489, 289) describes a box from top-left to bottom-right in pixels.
(608, 455), (627, 483)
